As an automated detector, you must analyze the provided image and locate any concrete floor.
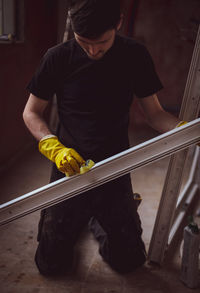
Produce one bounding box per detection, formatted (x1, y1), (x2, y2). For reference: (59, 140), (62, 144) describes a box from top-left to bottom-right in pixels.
(0, 127), (199, 293)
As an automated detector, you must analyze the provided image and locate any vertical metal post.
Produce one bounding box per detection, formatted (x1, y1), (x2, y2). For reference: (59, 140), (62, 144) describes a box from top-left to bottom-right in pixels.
(49, 3), (72, 132)
(148, 26), (200, 264)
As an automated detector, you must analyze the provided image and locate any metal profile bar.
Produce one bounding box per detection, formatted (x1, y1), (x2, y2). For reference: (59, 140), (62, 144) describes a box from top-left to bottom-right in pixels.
(148, 26), (200, 264)
(148, 150), (188, 263)
(49, 3), (71, 133)
(179, 26), (200, 122)
(168, 184), (199, 246)
(175, 146), (200, 216)
(0, 119), (199, 227)
(168, 146), (200, 245)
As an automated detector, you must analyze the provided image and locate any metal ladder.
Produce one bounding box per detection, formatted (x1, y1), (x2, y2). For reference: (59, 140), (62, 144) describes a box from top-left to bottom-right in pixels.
(148, 25), (200, 264)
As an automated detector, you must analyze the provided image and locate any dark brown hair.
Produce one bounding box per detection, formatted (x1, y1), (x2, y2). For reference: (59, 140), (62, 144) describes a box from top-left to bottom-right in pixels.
(68, 0), (121, 39)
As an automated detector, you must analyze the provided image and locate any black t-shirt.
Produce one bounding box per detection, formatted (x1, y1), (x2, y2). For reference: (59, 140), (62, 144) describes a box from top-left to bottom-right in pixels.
(27, 34), (163, 162)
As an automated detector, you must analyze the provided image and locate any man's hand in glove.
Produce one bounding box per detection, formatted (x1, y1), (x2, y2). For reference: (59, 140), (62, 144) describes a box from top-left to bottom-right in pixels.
(176, 121), (188, 128)
(39, 135), (94, 177)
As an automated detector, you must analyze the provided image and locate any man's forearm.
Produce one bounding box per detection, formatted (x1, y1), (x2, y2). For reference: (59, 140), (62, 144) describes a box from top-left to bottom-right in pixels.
(147, 109), (181, 133)
(23, 111), (52, 141)
(138, 95), (181, 134)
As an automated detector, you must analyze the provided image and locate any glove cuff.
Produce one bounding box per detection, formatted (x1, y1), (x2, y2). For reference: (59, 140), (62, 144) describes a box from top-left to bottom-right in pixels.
(40, 134), (57, 142)
(38, 136), (66, 162)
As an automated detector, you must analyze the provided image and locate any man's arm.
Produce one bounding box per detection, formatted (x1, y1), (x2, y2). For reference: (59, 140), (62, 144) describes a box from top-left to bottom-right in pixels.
(23, 93), (94, 176)
(137, 94), (180, 133)
(23, 94), (52, 141)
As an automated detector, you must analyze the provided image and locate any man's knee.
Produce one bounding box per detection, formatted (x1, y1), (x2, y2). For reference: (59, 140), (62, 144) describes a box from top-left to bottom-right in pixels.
(35, 240), (74, 276)
(99, 237), (147, 274)
(109, 248), (146, 273)
(102, 248), (146, 273)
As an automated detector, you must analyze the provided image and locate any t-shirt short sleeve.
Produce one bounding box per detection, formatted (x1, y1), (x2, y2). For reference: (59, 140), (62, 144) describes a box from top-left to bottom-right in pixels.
(27, 49), (58, 100)
(132, 44), (163, 98)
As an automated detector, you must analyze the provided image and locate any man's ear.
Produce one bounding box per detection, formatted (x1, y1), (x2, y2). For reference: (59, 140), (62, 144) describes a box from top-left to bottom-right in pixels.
(116, 13), (124, 31)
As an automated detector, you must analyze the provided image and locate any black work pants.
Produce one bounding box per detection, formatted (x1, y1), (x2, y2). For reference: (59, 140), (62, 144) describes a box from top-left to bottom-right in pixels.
(35, 166), (146, 275)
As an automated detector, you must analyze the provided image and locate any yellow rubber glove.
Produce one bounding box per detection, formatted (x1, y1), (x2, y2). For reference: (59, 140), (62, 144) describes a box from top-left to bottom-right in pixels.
(176, 121), (188, 128)
(39, 135), (94, 177)
(80, 159), (95, 174)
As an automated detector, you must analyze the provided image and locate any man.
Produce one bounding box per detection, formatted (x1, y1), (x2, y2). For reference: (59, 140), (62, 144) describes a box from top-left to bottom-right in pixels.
(23, 0), (182, 276)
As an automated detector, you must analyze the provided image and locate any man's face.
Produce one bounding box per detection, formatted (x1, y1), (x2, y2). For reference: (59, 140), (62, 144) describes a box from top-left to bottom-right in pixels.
(74, 29), (116, 60)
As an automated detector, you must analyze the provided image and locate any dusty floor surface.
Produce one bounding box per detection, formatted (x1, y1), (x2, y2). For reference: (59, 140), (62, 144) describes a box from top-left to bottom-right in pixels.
(0, 127), (199, 292)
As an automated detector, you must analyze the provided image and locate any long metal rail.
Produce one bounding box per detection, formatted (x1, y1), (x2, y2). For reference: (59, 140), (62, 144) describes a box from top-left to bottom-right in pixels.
(0, 119), (199, 227)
